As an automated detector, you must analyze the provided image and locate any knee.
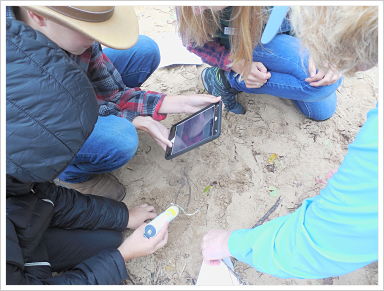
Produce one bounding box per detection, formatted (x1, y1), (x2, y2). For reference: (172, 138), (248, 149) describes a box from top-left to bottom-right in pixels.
(293, 92), (337, 121)
(93, 117), (139, 167)
(302, 78), (343, 102)
(103, 35), (160, 75)
(111, 122), (139, 164)
(135, 35), (160, 71)
(308, 107), (336, 121)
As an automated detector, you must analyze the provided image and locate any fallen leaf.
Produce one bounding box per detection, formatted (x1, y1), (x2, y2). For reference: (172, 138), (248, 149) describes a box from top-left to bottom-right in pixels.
(203, 185), (212, 193)
(165, 265), (175, 272)
(267, 153), (278, 164)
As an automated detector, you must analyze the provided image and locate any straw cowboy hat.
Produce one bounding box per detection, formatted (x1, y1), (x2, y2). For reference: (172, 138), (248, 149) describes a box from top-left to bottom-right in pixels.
(26, 6), (138, 49)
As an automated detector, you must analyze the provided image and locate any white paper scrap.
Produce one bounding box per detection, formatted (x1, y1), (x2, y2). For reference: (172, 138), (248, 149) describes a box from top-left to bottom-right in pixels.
(196, 257), (240, 286)
(151, 31), (203, 68)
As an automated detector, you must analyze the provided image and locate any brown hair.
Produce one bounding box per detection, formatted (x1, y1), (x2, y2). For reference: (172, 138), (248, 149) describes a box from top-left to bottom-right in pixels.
(177, 6), (267, 76)
(290, 6), (378, 76)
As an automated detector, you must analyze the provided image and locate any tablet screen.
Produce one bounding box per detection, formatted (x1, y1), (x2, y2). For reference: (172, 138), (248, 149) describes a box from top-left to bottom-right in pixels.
(172, 106), (215, 154)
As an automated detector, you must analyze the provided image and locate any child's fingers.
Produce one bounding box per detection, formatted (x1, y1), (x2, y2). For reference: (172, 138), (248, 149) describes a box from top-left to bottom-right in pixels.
(153, 223), (169, 247)
(147, 211), (157, 220)
(306, 70), (325, 82)
(255, 62), (268, 73)
(307, 57), (317, 77)
(154, 138), (168, 151)
(211, 96), (221, 103)
(166, 139), (173, 148)
(160, 139), (172, 150)
(248, 71), (269, 83)
(140, 204), (155, 211)
(310, 71), (337, 87)
(153, 128), (172, 148)
(145, 205), (155, 212)
(155, 231), (168, 250)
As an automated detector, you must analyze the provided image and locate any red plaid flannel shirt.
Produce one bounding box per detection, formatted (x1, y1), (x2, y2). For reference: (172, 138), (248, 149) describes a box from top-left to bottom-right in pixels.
(187, 41), (232, 71)
(71, 42), (167, 122)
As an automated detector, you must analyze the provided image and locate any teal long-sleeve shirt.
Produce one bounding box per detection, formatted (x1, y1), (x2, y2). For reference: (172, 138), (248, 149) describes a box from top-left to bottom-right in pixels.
(229, 106), (378, 279)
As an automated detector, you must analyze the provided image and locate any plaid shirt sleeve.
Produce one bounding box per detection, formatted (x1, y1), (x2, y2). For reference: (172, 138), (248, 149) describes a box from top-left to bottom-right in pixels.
(187, 41), (232, 71)
(87, 43), (167, 121)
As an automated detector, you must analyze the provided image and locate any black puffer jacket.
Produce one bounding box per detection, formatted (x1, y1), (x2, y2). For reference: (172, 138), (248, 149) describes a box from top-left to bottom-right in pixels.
(6, 8), (129, 284)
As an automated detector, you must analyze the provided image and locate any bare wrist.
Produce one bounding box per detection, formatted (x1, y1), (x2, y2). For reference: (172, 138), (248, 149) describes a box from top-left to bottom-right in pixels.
(132, 116), (151, 131)
(231, 61), (244, 74)
(158, 95), (186, 114)
(118, 246), (133, 262)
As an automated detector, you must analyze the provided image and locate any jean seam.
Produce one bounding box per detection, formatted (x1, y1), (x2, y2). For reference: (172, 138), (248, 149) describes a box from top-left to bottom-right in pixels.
(253, 51), (304, 70)
(262, 80), (309, 91)
(265, 78), (322, 92)
(264, 81), (300, 89)
(121, 70), (152, 77)
(300, 101), (312, 118)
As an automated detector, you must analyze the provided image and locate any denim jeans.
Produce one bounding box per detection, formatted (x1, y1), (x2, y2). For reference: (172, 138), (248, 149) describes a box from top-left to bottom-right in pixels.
(226, 34), (343, 121)
(58, 35), (160, 183)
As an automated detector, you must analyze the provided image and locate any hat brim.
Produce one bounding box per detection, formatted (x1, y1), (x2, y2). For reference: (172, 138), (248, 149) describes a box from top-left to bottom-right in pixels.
(27, 6), (138, 50)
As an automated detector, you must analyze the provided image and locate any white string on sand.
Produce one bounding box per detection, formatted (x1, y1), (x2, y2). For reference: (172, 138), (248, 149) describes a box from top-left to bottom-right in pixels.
(170, 203), (200, 216)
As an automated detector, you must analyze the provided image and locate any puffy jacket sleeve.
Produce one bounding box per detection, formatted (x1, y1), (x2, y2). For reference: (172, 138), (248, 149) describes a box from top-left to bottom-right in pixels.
(228, 106), (378, 279)
(34, 182), (129, 231)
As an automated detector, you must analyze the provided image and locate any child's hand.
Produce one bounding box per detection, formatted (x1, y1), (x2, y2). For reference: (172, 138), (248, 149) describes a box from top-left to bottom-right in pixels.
(244, 62), (271, 88)
(132, 116), (172, 150)
(232, 61), (271, 88)
(127, 204), (157, 229)
(159, 94), (221, 114)
(306, 57), (342, 87)
(118, 222), (169, 261)
(201, 229), (232, 265)
(181, 95), (221, 114)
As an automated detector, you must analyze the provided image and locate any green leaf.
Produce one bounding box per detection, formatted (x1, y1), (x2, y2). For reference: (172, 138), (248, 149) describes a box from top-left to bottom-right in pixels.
(203, 185), (212, 193)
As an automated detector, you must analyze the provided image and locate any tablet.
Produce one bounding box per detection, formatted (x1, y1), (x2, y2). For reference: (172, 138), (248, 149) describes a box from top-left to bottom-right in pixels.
(165, 101), (222, 160)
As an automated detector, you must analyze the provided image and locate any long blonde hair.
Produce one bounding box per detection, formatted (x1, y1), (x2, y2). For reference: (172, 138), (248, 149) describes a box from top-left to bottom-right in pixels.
(290, 6), (378, 76)
(177, 6), (267, 76)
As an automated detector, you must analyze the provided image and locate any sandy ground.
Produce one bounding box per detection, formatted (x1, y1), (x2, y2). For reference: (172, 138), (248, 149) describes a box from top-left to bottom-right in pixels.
(114, 6), (379, 286)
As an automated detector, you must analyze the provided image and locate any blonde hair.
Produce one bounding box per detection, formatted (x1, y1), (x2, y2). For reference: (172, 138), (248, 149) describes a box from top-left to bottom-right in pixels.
(290, 6), (378, 76)
(177, 6), (267, 76)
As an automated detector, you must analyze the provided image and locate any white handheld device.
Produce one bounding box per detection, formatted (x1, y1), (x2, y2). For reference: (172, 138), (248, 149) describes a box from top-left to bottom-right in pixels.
(143, 206), (179, 238)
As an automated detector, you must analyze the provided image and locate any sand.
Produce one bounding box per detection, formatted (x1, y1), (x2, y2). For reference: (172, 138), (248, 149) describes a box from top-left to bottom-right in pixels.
(114, 6), (379, 286)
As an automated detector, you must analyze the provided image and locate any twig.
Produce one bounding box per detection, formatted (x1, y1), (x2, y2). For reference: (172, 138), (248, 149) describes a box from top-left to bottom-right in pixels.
(178, 261), (187, 278)
(252, 196), (281, 228)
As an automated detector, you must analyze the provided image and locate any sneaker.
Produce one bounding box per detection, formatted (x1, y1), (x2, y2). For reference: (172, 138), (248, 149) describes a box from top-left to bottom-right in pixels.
(201, 67), (245, 114)
(55, 173), (126, 201)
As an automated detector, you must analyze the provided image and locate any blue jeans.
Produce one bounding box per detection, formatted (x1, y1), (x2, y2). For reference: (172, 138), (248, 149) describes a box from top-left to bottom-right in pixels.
(227, 34), (343, 121)
(59, 35), (160, 183)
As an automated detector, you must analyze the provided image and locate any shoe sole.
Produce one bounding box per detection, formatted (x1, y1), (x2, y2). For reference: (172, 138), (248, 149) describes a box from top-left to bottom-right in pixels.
(55, 174), (126, 202)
